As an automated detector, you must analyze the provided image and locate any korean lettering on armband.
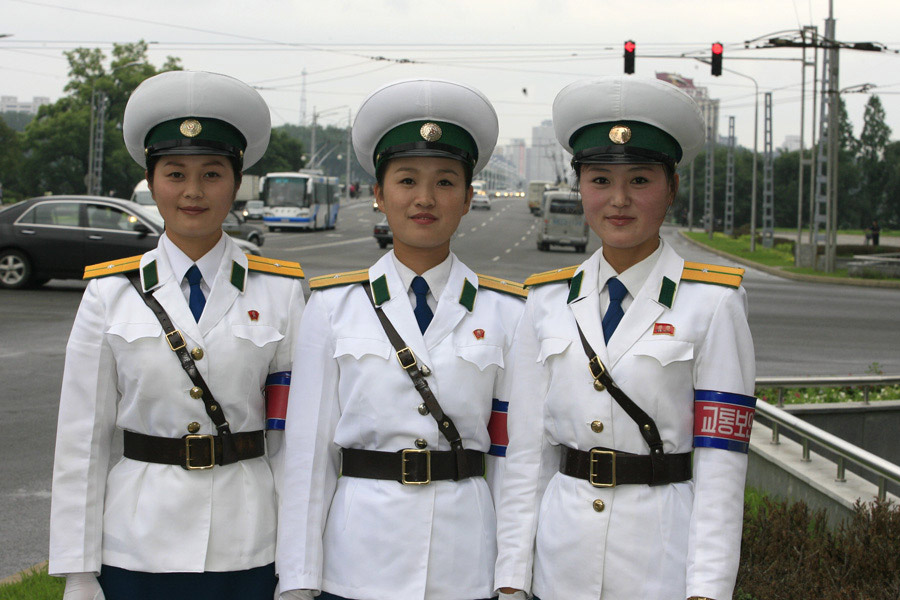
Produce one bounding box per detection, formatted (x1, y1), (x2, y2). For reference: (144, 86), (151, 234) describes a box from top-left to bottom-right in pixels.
(265, 371), (291, 431)
(693, 390), (757, 453)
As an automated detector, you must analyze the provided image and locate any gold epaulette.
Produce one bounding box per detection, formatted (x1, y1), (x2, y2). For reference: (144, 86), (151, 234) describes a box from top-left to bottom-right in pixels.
(524, 265), (580, 288)
(681, 261), (744, 288)
(83, 255), (142, 280)
(309, 268), (369, 290)
(477, 274), (528, 298)
(246, 255), (304, 279)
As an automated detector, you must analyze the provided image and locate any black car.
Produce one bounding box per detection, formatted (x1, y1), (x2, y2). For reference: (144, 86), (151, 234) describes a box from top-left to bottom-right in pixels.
(374, 219), (393, 249)
(0, 195), (260, 289)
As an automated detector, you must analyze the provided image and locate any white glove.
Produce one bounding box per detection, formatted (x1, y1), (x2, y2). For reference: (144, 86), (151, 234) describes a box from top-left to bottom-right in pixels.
(498, 591), (528, 600)
(63, 572), (106, 600)
(280, 589), (315, 600)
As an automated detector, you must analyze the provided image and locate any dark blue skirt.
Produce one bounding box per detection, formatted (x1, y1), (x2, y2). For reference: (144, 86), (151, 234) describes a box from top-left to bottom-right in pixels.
(97, 563), (277, 600)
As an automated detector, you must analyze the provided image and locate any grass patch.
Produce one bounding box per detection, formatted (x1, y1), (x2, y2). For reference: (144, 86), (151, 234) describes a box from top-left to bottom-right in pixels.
(0, 565), (63, 600)
(684, 232), (795, 267)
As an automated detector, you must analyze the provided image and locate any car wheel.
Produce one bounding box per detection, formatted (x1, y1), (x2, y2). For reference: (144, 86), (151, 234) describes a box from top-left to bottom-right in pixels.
(0, 249), (33, 289)
(248, 233), (261, 245)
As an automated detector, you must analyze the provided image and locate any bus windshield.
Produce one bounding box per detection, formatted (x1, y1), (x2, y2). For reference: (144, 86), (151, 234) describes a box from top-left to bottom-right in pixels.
(264, 177), (309, 208)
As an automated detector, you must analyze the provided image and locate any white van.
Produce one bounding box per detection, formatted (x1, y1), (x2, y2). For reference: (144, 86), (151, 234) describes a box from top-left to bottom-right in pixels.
(527, 180), (553, 215)
(536, 190), (589, 253)
(129, 180), (160, 218)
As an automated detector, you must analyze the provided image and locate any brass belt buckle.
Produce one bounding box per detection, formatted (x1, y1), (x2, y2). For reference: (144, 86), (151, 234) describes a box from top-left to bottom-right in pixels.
(401, 449), (431, 485)
(396, 347), (417, 370)
(589, 449), (616, 487)
(166, 329), (186, 351)
(184, 434), (215, 470)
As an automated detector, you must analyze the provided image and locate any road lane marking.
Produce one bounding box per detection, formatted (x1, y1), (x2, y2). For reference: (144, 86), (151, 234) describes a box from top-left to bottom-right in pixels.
(282, 236), (371, 251)
(491, 256), (500, 261)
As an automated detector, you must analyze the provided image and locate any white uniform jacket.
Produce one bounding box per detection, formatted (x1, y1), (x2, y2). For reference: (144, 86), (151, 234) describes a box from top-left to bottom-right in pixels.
(277, 251), (525, 600)
(49, 235), (305, 575)
(494, 241), (756, 600)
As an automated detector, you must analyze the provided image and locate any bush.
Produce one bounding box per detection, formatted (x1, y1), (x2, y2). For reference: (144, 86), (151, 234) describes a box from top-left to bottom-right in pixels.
(737, 495), (900, 599)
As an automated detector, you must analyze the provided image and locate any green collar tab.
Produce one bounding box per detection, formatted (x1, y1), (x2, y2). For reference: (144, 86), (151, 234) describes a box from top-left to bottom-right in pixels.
(570, 120), (682, 165)
(459, 278), (477, 312)
(230, 262), (246, 291)
(658, 276), (676, 308)
(567, 270), (584, 304)
(372, 274), (390, 305)
(142, 261), (158, 291)
(374, 120), (477, 172)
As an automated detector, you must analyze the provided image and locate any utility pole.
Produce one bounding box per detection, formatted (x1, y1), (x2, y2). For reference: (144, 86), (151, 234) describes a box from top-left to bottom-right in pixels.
(345, 108), (352, 200)
(310, 108), (317, 168)
(762, 92), (775, 247)
(724, 116), (735, 236)
(702, 99), (717, 240)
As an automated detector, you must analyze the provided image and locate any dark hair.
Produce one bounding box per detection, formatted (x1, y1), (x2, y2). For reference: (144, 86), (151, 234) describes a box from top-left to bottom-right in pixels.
(146, 154), (242, 185)
(375, 157), (474, 188)
(573, 161), (678, 196)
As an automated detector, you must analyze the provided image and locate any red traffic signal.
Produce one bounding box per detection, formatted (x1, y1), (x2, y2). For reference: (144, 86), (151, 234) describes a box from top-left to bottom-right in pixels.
(624, 40), (636, 74)
(711, 42), (723, 76)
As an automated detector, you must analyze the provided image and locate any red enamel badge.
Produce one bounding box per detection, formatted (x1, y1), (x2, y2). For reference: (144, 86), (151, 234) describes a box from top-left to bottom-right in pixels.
(473, 328), (485, 340)
(248, 310), (260, 322)
(653, 323), (675, 336)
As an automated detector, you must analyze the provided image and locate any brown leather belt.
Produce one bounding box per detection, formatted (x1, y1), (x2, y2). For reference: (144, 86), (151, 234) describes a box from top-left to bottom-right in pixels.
(123, 430), (265, 470)
(341, 448), (485, 485)
(559, 445), (692, 487)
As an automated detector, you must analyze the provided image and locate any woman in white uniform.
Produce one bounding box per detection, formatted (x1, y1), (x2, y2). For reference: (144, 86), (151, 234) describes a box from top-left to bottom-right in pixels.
(494, 76), (757, 600)
(276, 79), (526, 600)
(49, 71), (305, 600)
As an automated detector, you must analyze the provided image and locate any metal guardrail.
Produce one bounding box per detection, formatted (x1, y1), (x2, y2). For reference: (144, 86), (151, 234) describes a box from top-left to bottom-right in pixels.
(753, 375), (900, 501)
(756, 374), (900, 405)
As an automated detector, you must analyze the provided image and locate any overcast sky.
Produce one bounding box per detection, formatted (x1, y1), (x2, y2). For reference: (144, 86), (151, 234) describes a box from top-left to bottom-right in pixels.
(3, 0), (900, 154)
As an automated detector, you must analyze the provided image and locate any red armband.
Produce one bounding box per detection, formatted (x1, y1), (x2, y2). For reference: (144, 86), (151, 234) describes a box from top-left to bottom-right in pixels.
(265, 371), (291, 430)
(488, 399), (509, 457)
(693, 389), (757, 453)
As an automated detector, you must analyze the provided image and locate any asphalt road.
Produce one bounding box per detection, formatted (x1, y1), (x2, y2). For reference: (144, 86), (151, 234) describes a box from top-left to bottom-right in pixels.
(1, 195), (898, 579)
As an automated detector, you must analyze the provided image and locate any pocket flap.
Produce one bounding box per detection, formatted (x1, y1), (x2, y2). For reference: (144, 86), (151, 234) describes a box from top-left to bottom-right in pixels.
(106, 322), (162, 342)
(333, 337), (392, 361)
(537, 337), (572, 364)
(232, 324), (284, 347)
(632, 339), (694, 366)
(455, 344), (504, 371)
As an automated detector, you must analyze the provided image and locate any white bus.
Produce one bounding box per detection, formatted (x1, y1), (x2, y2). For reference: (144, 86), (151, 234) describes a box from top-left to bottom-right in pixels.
(261, 171), (340, 231)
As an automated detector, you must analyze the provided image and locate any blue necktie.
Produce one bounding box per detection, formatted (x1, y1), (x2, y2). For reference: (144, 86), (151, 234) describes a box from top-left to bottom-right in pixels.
(411, 276), (433, 334)
(602, 277), (627, 343)
(186, 265), (206, 322)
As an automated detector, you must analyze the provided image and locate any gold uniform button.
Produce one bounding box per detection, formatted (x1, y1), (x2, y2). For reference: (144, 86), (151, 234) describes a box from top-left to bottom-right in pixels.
(415, 438), (428, 449)
(190, 386), (203, 399)
(591, 420), (604, 433)
(190, 347), (204, 360)
(187, 422), (201, 434)
(418, 403), (429, 416)
(593, 499), (606, 512)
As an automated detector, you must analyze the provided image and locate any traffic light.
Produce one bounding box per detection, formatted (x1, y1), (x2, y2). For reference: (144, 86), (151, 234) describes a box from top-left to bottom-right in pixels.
(624, 40), (635, 74)
(711, 42), (723, 76)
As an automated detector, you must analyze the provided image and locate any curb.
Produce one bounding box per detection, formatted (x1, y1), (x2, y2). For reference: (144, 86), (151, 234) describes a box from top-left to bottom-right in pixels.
(678, 231), (900, 290)
(0, 561), (48, 586)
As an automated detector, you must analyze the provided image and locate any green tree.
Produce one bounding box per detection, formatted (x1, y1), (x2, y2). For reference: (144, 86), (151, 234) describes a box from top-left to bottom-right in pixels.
(19, 41), (181, 198)
(244, 128), (305, 176)
(278, 123), (372, 186)
(0, 117), (23, 202)
(854, 95), (892, 226)
(881, 141), (900, 226)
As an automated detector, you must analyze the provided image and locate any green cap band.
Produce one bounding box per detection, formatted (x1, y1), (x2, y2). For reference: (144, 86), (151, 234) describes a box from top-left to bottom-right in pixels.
(144, 117), (247, 157)
(570, 120), (682, 165)
(374, 120), (478, 171)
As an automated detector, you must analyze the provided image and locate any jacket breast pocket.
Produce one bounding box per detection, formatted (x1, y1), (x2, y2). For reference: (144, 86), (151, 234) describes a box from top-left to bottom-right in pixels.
(537, 337), (572, 365)
(333, 337), (392, 361)
(105, 322), (162, 343)
(632, 339), (694, 367)
(231, 325), (284, 348)
(455, 343), (504, 371)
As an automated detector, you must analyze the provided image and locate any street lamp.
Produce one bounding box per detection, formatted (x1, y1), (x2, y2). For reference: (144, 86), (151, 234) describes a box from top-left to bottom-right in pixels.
(86, 60), (144, 196)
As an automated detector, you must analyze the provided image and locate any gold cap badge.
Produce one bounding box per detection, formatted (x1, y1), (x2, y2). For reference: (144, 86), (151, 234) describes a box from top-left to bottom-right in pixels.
(420, 122), (442, 142)
(180, 119), (202, 138)
(609, 125), (632, 145)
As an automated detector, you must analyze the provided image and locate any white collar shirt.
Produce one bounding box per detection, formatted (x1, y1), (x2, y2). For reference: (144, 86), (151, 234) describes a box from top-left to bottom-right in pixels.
(161, 232), (227, 303)
(391, 251), (453, 314)
(598, 239), (664, 317)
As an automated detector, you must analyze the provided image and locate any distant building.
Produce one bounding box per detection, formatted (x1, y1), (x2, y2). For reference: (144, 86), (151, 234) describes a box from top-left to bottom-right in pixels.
(782, 135), (801, 153)
(527, 119), (567, 184)
(1, 95), (50, 114)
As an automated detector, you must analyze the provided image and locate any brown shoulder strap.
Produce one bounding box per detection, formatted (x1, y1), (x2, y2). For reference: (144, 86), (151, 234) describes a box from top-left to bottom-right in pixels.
(125, 272), (239, 463)
(361, 281), (472, 480)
